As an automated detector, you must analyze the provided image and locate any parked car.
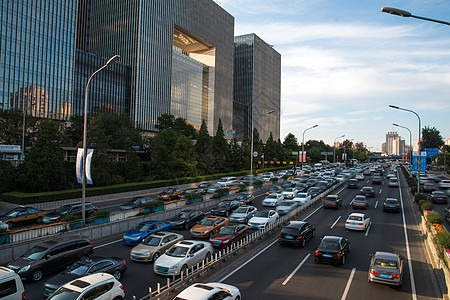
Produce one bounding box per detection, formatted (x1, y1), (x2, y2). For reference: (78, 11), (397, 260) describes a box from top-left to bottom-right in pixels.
(368, 252), (404, 287)
(0, 206), (47, 229)
(278, 221), (315, 247)
(169, 210), (205, 230)
(248, 210), (279, 230)
(210, 200), (241, 217)
(7, 236), (93, 282)
(266, 185), (284, 196)
(190, 216), (229, 239)
(43, 203), (98, 224)
(314, 236), (350, 265)
(47, 273), (125, 300)
(276, 200), (299, 215)
(229, 206), (257, 223)
(174, 282), (240, 300)
(130, 231), (184, 262)
(123, 221), (171, 245)
(383, 198), (401, 212)
(293, 193), (312, 207)
(157, 187), (182, 201)
(345, 213), (370, 231)
(119, 197), (156, 211)
(153, 240), (212, 276)
(352, 195), (368, 209)
(430, 191), (448, 204)
(43, 255), (127, 297)
(360, 186), (375, 197)
(209, 224), (249, 248)
(323, 194), (342, 209)
(262, 193), (284, 207)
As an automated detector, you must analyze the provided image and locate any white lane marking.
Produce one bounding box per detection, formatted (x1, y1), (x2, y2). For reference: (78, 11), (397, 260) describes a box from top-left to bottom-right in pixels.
(94, 239), (122, 249)
(336, 187), (346, 195)
(398, 175), (417, 300)
(341, 268), (356, 300)
(219, 239), (278, 282)
(282, 254), (311, 286)
(365, 222), (372, 237)
(303, 205), (322, 221)
(379, 189), (383, 194)
(330, 216), (341, 229)
(374, 201), (378, 209)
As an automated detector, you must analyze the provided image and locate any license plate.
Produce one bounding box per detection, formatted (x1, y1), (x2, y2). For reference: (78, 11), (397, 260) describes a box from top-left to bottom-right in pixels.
(379, 274), (391, 278)
(284, 235), (293, 239)
(322, 254), (332, 257)
(351, 222), (357, 225)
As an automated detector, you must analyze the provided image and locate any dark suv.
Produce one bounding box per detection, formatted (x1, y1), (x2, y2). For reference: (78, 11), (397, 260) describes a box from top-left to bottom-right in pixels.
(278, 221), (315, 247)
(7, 236), (93, 281)
(43, 203), (98, 224)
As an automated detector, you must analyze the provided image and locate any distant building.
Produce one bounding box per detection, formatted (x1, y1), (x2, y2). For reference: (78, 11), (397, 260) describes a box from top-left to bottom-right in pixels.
(381, 143), (386, 154)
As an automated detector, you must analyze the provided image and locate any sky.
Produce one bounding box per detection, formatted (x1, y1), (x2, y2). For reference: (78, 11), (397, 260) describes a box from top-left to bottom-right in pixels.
(218, 0), (450, 151)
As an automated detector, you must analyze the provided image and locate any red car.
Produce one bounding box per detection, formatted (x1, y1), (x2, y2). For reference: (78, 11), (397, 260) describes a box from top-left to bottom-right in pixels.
(209, 224), (249, 248)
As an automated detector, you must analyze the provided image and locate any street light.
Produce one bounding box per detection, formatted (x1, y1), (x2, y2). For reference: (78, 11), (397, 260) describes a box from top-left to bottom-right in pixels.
(393, 123), (412, 166)
(389, 105), (421, 194)
(250, 110), (275, 175)
(381, 7), (450, 26)
(301, 125), (318, 171)
(82, 54), (120, 225)
(333, 135), (345, 164)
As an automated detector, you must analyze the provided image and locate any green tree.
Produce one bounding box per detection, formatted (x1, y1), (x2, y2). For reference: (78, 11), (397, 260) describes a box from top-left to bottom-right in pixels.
(264, 132), (277, 161)
(148, 129), (178, 179)
(229, 136), (244, 171)
(0, 160), (18, 193)
(283, 133), (299, 152)
(173, 135), (198, 177)
(155, 114), (175, 132)
(173, 117), (197, 138)
(211, 119), (231, 173)
(0, 109), (38, 148)
(422, 126), (444, 149)
(195, 120), (214, 175)
(62, 115), (84, 147)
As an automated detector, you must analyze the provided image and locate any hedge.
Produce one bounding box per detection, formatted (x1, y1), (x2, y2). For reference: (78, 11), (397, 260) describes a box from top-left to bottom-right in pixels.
(426, 212), (443, 225)
(419, 201), (433, 212)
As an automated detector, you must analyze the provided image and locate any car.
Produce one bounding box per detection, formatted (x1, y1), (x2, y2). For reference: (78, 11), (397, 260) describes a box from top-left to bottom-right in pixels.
(179, 188), (206, 200)
(119, 196), (157, 211)
(209, 224), (249, 248)
(335, 175), (346, 182)
(294, 183), (308, 192)
(266, 185), (284, 196)
(157, 187), (182, 201)
(383, 198), (401, 212)
(248, 210), (279, 230)
(229, 205), (257, 223)
(276, 200), (298, 215)
(217, 176), (237, 186)
(314, 236), (350, 265)
(262, 193), (284, 207)
(281, 187), (298, 199)
(43, 202), (98, 224)
(210, 200), (241, 217)
(360, 186), (375, 197)
(174, 282), (241, 300)
(153, 240), (213, 276)
(190, 216), (229, 239)
(315, 181), (329, 191)
(234, 193), (255, 205)
(371, 175), (383, 184)
(206, 184), (227, 194)
(364, 169), (372, 175)
(347, 179), (359, 189)
(439, 180), (450, 189)
(422, 182), (437, 193)
(278, 221), (315, 247)
(197, 182), (213, 192)
(43, 255), (127, 297)
(388, 178), (399, 187)
(368, 252), (404, 287)
(293, 193), (312, 207)
(7, 236), (93, 282)
(240, 175), (262, 186)
(355, 173), (364, 180)
(323, 194), (342, 209)
(47, 273), (125, 300)
(430, 191), (448, 204)
(345, 213), (370, 231)
(352, 195), (368, 209)
(0, 267), (25, 300)
(0, 206), (47, 229)
(169, 210), (206, 230)
(307, 187), (322, 198)
(130, 231), (184, 262)
(123, 221), (171, 245)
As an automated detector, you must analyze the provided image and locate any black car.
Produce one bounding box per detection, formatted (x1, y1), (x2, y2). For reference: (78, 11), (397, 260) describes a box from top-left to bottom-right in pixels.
(315, 236), (350, 265)
(119, 197), (157, 211)
(278, 221), (315, 247)
(372, 175), (383, 184)
(360, 186), (375, 197)
(347, 179), (359, 189)
(43, 255), (127, 297)
(307, 187), (322, 198)
(43, 203), (98, 224)
(210, 200), (241, 217)
(383, 198), (401, 212)
(169, 210), (205, 229)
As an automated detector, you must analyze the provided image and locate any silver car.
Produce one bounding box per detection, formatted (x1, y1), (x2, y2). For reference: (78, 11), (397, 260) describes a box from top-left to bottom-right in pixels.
(229, 206), (257, 223)
(368, 252), (403, 287)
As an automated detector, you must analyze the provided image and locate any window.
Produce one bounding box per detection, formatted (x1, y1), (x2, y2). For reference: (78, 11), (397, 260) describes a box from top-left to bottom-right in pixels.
(208, 290), (232, 300)
(0, 279), (17, 297)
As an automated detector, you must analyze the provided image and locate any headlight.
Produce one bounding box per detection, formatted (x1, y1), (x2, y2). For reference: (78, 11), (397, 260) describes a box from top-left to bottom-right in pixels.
(223, 239), (229, 243)
(203, 230), (210, 234)
(144, 251), (152, 256)
(18, 265), (30, 273)
(169, 264), (179, 269)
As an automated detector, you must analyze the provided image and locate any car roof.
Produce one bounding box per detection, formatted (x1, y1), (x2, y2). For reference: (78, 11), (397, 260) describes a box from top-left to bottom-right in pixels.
(385, 198), (399, 201)
(176, 283), (223, 299)
(348, 213), (365, 218)
(65, 273), (116, 292)
(374, 251), (400, 260)
(322, 235), (343, 242)
(203, 216), (222, 220)
(140, 220), (161, 225)
(285, 221), (306, 228)
(150, 231), (175, 237)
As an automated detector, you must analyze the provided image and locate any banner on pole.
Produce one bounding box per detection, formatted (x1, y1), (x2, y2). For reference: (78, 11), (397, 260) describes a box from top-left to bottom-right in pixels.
(76, 148), (94, 185)
(298, 151), (306, 163)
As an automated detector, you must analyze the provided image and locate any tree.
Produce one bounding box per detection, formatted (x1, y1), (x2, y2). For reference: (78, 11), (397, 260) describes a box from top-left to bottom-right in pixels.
(155, 114), (175, 132)
(264, 132), (277, 161)
(0, 109), (38, 148)
(148, 129), (179, 179)
(229, 136), (244, 171)
(211, 119), (231, 173)
(173, 135), (198, 177)
(62, 115), (84, 147)
(421, 126), (444, 149)
(283, 133), (299, 152)
(195, 120), (214, 175)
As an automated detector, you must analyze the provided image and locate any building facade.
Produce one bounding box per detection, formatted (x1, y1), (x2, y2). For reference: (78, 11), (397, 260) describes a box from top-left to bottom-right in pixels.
(233, 34), (281, 142)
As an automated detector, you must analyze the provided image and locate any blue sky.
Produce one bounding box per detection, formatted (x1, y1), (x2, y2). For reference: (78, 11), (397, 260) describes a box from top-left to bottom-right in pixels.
(219, 0), (450, 151)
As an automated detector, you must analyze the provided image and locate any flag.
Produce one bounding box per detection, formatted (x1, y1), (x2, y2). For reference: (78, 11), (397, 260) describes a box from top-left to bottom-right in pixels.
(76, 148), (94, 185)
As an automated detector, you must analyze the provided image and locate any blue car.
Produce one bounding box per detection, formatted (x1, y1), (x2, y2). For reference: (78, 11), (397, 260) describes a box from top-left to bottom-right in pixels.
(123, 221), (171, 245)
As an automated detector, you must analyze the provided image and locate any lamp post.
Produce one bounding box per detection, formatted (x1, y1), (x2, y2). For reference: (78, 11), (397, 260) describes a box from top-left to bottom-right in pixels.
(301, 125), (318, 171)
(82, 54), (120, 225)
(250, 110), (275, 175)
(393, 123), (412, 166)
(333, 135), (345, 164)
(389, 105), (421, 194)
(381, 7), (450, 26)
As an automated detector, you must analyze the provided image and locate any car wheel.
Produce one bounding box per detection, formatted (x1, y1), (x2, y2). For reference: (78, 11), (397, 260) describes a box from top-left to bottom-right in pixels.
(301, 238), (306, 247)
(31, 269), (43, 282)
(236, 296), (241, 300)
(153, 252), (160, 261)
(183, 223), (189, 230)
(209, 231), (214, 239)
(180, 265), (188, 276)
(36, 217), (43, 224)
(113, 270), (122, 280)
(6, 222), (13, 230)
(312, 230), (315, 238)
(341, 255), (345, 265)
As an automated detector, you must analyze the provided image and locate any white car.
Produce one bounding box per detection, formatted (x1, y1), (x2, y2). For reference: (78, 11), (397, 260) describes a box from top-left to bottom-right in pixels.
(154, 240), (212, 276)
(262, 193), (284, 206)
(335, 175), (346, 182)
(439, 180), (450, 189)
(345, 213), (370, 231)
(281, 188), (298, 199)
(47, 273), (125, 300)
(248, 210), (279, 229)
(174, 282), (241, 300)
(293, 193), (311, 206)
(276, 200), (298, 215)
(355, 173), (364, 180)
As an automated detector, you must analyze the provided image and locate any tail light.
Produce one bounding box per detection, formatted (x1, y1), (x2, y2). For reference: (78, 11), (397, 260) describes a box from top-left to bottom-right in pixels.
(278, 234), (282, 238)
(120, 285), (124, 290)
(123, 260), (127, 266)
(395, 206), (399, 208)
(296, 235), (303, 240)
(315, 250), (320, 255)
(345, 221), (350, 224)
(370, 269), (378, 275)
(392, 273), (401, 279)
(22, 292), (25, 300)
(332, 253), (341, 257)
(357, 223), (363, 225)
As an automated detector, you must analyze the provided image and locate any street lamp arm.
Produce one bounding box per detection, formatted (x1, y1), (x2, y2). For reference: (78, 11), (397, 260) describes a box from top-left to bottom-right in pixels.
(382, 7), (450, 26)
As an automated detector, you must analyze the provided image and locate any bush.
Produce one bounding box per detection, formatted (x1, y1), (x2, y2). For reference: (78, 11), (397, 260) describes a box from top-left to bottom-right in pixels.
(90, 210), (110, 218)
(0, 228), (7, 234)
(415, 193), (427, 203)
(140, 200), (164, 209)
(426, 212), (443, 225)
(212, 188), (229, 199)
(61, 215), (82, 222)
(419, 201), (433, 212)
(434, 232), (450, 250)
(252, 180), (262, 186)
(184, 193), (203, 201)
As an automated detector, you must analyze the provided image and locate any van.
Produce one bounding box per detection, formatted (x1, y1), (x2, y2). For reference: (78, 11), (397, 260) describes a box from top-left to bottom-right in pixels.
(0, 267), (25, 300)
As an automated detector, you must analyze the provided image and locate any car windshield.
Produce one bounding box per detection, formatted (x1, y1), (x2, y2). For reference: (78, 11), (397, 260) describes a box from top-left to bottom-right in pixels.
(5, 208), (22, 217)
(176, 212), (191, 219)
(198, 219), (214, 226)
(284, 188), (293, 192)
(434, 192), (445, 196)
(66, 262), (89, 276)
(297, 194), (307, 198)
(279, 201), (294, 206)
(325, 196), (337, 201)
(363, 188), (372, 191)
(254, 211), (269, 218)
(166, 246), (189, 257)
(267, 195), (277, 199)
(218, 202), (229, 207)
(374, 258), (398, 269)
(281, 227), (299, 235)
(133, 224), (150, 232)
(22, 245), (48, 260)
(348, 215), (362, 221)
(269, 186), (279, 191)
(234, 207), (248, 213)
(218, 227), (235, 235)
(319, 240), (339, 250)
(385, 199), (398, 204)
(48, 287), (81, 300)
(142, 236), (162, 246)
(55, 205), (72, 214)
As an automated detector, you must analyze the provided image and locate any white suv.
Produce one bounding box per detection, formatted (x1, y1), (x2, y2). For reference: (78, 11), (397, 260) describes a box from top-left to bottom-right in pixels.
(47, 273), (124, 300)
(174, 282), (241, 300)
(0, 267), (25, 300)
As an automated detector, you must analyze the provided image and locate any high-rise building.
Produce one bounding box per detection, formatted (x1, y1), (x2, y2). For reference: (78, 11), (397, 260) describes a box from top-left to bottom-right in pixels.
(385, 132), (399, 155)
(233, 33), (281, 142)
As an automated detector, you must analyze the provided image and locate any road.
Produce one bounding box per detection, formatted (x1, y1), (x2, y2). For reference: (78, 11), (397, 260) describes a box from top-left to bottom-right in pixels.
(19, 169), (442, 299)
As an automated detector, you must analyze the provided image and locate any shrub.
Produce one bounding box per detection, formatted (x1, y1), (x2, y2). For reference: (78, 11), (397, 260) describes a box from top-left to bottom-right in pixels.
(140, 200), (164, 209)
(426, 212), (443, 225)
(419, 201), (433, 212)
(415, 193), (427, 203)
(184, 193), (202, 201)
(90, 210), (110, 218)
(0, 228), (7, 234)
(434, 232), (450, 250)
(212, 188), (229, 199)
(61, 215), (82, 222)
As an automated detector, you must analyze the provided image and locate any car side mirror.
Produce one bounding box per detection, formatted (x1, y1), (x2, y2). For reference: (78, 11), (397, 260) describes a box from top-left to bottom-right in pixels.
(369, 253), (374, 257)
